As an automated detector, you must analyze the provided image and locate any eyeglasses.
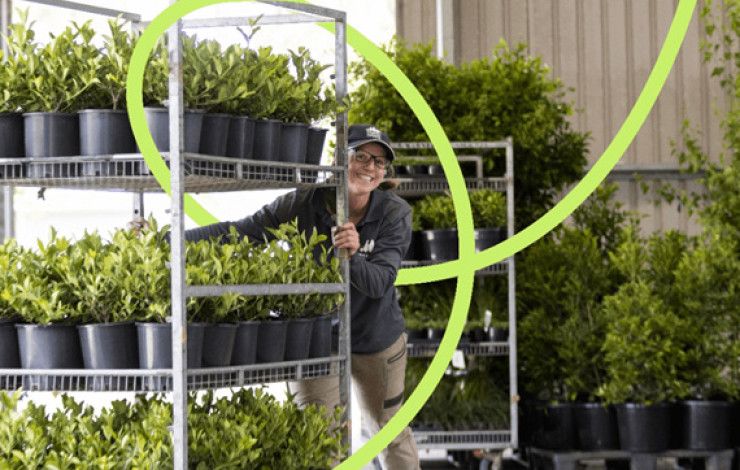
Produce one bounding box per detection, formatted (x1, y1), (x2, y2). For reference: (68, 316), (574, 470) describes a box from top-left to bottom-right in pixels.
(350, 149), (391, 170)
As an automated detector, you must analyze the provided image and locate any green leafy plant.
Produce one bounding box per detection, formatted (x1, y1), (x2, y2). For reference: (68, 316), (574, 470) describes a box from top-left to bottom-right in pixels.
(92, 19), (137, 110)
(12, 20), (102, 112)
(413, 194), (457, 230)
(3, 230), (76, 324)
(470, 190), (506, 227)
(350, 38), (589, 229)
(0, 12), (36, 113)
(0, 239), (26, 320)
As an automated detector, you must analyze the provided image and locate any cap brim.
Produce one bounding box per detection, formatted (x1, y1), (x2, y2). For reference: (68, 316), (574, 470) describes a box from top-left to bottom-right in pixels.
(348, 139), (396, 161)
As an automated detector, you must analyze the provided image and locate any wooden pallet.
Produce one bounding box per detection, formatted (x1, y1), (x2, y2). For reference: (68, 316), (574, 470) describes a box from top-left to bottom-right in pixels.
(528, 448), (735, 470)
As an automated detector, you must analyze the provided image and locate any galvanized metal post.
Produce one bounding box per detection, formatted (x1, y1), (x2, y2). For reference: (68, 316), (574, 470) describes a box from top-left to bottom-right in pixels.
(132, 192), (144, 220)
(167, 13), (188, 470)
(334, 14), (352, 455)
(506, 137), (518, 449)
(1, 0), (14, 241)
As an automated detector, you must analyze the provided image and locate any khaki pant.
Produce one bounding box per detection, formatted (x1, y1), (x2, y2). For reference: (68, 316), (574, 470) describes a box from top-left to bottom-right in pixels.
(288, 333), (420, 470)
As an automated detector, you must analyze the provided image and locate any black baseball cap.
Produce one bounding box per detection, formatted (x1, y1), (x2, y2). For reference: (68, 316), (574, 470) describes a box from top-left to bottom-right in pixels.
(347, 124), (396, 161)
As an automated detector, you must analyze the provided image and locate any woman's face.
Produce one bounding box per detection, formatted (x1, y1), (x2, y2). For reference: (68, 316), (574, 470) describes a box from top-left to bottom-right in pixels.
(347, 142), (388, 197)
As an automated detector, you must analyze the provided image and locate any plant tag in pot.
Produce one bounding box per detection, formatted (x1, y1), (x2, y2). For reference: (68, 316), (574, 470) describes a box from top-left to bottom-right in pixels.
(451, 350), (465, 369)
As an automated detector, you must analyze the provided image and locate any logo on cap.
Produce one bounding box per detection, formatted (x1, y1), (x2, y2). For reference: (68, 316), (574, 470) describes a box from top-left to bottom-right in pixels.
(366, 127), (382, 139)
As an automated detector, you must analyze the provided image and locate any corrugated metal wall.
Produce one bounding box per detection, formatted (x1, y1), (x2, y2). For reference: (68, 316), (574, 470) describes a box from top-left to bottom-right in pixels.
(396, 0), (734, 235)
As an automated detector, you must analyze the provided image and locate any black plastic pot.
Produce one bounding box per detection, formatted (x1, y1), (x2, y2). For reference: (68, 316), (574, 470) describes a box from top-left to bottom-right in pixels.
(79, 109), (136, 156)
(428, 164), (444, 176)
(285, 318), (313, 361)
(77, 322), (138, 369)
(279, 122), (309, 164)
(404, 231), (423, 261)
(474, 227), (506, 252)
(231, 321), (259, 365)
(136, 322), (205, 369)
(406, 328), (428, 343)
(405, 164), (431, 176)
(24, 112), (80, 178)
(253, 119), (282, 162)
(202, 323), (237, 367)
(574, 403), (619, 450)
(77, 321), (138, 390)
(0, 319), (20, 389)
(614, 403), (673, 452)
(490, 327), (508, 341)
(199, 113), (231, 157)
(0, 113), (25, 158)
(305, 127), (327, 165)
(17, 323), (83, 390)
(530, 402), (578, 450)
(678, 400), (734, 450)
(142, 107), (204, 153)
(426, 328), (445, 341)
(309, 316), (332, 358)
(421, 229), (458, 261)
(226, 116), (256, 159)
(256, 320), (287, 363)
(23, 112), (80, 158)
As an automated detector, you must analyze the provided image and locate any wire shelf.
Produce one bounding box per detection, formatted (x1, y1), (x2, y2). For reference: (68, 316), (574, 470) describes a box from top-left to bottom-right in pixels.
(407, 341), (509, 358)
(0, 154), (343, 192)
(402, 259), (508, 276)
(413, 430), (512, 450)
(394, 177), (506, 197)
(0, 356), (344, 392)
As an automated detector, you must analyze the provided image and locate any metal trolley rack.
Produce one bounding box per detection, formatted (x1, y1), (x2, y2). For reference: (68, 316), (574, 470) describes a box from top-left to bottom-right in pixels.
(0, 1), (352, 467)
(393, 140), (518, 452)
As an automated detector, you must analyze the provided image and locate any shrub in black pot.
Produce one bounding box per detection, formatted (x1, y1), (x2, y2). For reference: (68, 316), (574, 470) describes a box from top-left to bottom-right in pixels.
(0, 20), (29, 161)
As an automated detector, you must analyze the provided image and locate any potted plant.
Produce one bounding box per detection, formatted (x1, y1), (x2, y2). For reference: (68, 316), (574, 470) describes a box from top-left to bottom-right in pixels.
(249, 48), (291, 163)
(0, 240), (23, 379)
(5, 231), (83, 389)
(141, 34), (204, 154)
(413, 194), (458, 261)
(0, 15), (33, 164)
(78, 20), (138, 176)
(471, 190), (507, 251)
(17, 20), (101, 172)
(64, 232), (138, 387)
(124, 221), (205, 388)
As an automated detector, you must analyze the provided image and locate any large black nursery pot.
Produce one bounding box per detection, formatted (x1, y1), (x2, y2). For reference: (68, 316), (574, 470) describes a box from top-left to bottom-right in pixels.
(79, 109), (136, 156)
(77, 321), (138, 390)
(285, 317), (313, 361)
(142, 107), (204, 153)
(0, 113), (25, 159)
(528, 402), (578, 450)
(678, 400), (734, 450)
(199, 113), (231, 157)
(421, 228), (458, 261)
(201, 323), (237, 367)
(0, 319), (20, 389)
(24, 112), (80, 179)
(305, 127), (327, 165)
(16, 323), (83, 390)
(309, 315), (332, 359)
(614, 403), (673, 452)
(404, 164), (431, 177)
(574, 403), (619, 450)
(279, 122), (309, 164)
(252, 119), (282, 162)
(404, 231), (423, 261)
(256, 319), (287, 363)
(231, 320), (260, 365)
(225, 116), (255, 159)
(474, 227), (506, 252)
(136, 322), (205, 390)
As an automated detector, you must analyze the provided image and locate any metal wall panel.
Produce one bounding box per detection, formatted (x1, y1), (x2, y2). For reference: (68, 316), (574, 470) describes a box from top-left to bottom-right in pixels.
(394, 0), (733, 233)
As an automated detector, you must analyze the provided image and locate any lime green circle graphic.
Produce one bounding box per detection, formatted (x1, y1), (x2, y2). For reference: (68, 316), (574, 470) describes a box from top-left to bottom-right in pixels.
(126, 0), (695, 468)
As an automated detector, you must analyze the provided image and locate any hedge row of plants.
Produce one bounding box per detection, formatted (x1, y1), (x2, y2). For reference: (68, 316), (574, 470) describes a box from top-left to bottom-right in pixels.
(0, 219), (343, 382)
(0, 15), (335, 171)
(0, 389), (344, 468)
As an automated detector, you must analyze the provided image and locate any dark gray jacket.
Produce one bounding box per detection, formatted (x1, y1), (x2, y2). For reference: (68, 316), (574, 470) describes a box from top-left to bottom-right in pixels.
(184, 188), (412, 354)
